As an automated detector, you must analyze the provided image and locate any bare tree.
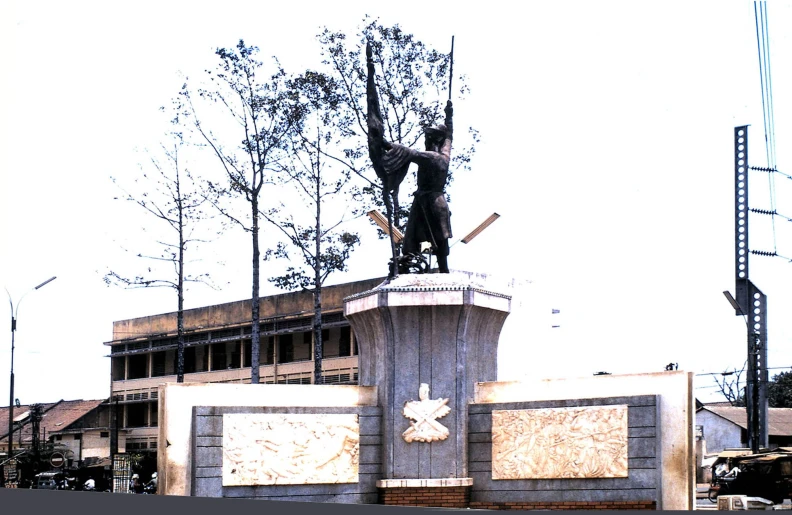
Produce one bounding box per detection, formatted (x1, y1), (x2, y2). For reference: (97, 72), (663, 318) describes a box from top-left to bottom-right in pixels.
(105, 130), (214, 382)
(713, 365), (747, 406)
(262, 70), (361, 384)
(180, 40), (302, 384)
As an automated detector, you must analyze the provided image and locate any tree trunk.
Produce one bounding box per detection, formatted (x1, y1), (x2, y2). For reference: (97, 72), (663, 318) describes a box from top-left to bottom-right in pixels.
(313, 220), (322, 384)
(313, 285), (322, 385)
(176, 171), (185, 383)
(251, 194), (261, 384)
(313, 149), (323, 385)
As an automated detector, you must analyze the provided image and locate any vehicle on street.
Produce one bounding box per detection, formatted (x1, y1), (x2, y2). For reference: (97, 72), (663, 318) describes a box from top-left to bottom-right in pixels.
(708, 448), (792, 504)
(34, 471), (66, 490)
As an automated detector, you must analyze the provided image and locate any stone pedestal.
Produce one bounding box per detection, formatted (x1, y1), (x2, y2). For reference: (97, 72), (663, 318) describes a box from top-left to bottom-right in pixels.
(344, 272), (511, 481)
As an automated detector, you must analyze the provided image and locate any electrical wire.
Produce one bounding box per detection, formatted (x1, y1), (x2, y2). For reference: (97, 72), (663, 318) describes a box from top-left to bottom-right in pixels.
(749, 165), (790, 180)
(695, 365), (792, 377)
(762, 4), (778, 170)
(754, 1), (779, 253)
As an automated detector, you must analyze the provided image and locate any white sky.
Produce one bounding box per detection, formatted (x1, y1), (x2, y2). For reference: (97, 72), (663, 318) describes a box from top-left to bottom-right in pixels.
(1, 1), (790, 405)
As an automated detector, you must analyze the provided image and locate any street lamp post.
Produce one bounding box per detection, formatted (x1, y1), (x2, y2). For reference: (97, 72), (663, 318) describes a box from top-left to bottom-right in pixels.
(6, 276), (56, 461)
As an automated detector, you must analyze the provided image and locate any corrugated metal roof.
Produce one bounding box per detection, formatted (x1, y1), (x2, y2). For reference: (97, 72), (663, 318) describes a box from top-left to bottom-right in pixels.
(700, 406), (792, 436)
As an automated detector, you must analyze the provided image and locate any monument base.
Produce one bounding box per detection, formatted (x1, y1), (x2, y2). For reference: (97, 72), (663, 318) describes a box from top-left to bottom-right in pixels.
(344, 271), (512, 480)
(377, 478), (472, 508)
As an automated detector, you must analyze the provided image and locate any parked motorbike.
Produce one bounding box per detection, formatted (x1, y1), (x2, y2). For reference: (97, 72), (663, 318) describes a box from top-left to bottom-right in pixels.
(708, 476), (737, 502)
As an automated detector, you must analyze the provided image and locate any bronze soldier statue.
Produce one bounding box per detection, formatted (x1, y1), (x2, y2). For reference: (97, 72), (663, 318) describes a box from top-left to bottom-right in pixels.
(366, 42), (454, 275)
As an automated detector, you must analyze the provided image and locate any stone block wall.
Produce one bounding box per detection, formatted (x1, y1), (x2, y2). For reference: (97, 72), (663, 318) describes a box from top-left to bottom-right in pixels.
(191, 405), (381, 502)
(468, 395), (660, 510)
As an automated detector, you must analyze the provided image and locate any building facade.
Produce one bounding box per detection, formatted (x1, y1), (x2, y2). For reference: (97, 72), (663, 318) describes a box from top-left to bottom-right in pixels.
(105, 277), (383, 454)
(45, 400), (128, 464)
(697, 405), (792, 454)
(1, 399), (125, 487)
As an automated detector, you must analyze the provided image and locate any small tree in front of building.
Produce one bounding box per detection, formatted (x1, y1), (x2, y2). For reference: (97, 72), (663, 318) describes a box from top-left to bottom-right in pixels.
(262, 70), (362, 384)
(181, 40), (303, 384)
(105, 125), (216, 382)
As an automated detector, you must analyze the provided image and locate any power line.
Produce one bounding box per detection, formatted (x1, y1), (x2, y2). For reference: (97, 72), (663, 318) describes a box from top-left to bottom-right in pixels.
(746, 165), (792, 262)
(762, 4), (778, 170)
(750, 207), (792, 224)
(695, 365), (792, 377)
(754, 2), (779, 253)
(750, 165), (789, 179)
(754, 1), (777, 171)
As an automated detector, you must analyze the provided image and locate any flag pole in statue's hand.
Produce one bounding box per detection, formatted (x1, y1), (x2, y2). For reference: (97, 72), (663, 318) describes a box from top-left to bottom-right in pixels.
(448, 36), (455, 102)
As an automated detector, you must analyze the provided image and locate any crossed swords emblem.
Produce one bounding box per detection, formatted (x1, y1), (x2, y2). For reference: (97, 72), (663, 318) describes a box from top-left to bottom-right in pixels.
(402, 383), (451, 443)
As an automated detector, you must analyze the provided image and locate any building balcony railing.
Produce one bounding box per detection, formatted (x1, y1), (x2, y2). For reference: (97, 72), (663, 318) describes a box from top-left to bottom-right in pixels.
(111, 356), (359, 402)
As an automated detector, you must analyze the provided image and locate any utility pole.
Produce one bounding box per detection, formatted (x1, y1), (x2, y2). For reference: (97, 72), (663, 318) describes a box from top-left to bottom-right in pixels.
(110, 395), (119, 459)
(30, 404), (42, 472)
(6, 276), (57, 465)
(730, 126), (769, 453)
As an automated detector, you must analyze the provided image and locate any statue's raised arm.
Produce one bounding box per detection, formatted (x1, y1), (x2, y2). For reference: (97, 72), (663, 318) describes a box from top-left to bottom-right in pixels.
(367, 42), (408, 278)
(367, 43), (409, 193)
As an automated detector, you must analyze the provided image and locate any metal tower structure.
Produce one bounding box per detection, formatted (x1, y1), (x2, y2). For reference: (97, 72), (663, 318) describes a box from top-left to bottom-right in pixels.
(733, 125), (769, 453)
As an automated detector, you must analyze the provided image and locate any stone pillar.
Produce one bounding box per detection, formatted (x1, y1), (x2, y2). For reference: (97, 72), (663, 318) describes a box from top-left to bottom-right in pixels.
(344, 272), (510, 486)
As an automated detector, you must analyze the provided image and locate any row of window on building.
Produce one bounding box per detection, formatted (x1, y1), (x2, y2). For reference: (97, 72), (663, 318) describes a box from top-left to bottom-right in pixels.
(111, 327), (353, 381)
(52, 432), (110, 441)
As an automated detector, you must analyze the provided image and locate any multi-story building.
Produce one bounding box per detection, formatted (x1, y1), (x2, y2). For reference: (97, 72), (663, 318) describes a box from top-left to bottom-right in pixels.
(105, 277), (382, 454)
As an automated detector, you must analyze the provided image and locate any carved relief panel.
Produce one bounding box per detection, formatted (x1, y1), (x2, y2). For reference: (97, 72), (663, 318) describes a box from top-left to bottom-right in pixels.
(402, 383), (451, 443)
(491, 405), (628, 480)
(222, 413), (360, 486)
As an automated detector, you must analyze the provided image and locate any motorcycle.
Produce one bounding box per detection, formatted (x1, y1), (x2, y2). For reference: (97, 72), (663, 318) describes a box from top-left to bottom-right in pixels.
(57, 477), (79, 490)
(708, 476), (737, 502)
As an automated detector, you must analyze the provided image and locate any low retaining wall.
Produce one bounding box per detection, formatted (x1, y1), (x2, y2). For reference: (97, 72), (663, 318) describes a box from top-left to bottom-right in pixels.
(162, 371), (692, 511)
(474, 371), (695, 510)
(192, 405), (382, 502)
(469, 395), (660, 509)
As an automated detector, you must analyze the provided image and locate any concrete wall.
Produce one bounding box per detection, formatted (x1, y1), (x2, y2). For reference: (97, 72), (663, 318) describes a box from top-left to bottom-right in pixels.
(468, 395), (660, 506)
(54, 430), (126, 462)
(191, 405), (381, 502)
(157, 383), (378, 497)
(81, 429), (126, 459)
(697, 409), (744, 454)
(474, 371), (694, 510)
(54, 435), (82, 460)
